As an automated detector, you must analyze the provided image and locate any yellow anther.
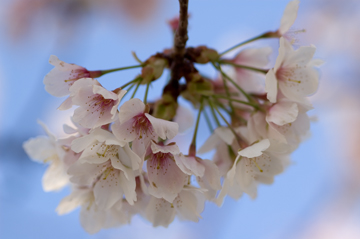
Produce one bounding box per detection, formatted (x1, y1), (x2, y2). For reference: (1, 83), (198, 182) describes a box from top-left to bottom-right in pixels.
(102, 168), (113, 180)
(288, 78), (301, 83)
(252, 159), (263, 172)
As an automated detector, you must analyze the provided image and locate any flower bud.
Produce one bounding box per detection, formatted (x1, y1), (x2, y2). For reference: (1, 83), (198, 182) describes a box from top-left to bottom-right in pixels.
(141, 55), (169, 84)
(153, 94), (178, 121)
(186, 46), (219, 64)
(181, 73), (214, 105)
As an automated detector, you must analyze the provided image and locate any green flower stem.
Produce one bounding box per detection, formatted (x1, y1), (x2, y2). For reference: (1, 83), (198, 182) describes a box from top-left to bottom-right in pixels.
(100, 65), (142, 76)
(130, 80), (141, 99)
(203, 109), (214, 132)
(143, 82), (151, 104)
(120, 77), (139, 89)
(189, 97), (204, 155)
(219, 32), (276, 57)
(218, 61), (269, 74)
(213, 95), (261, 110)
(207, 98), (221, 127)
(208, 98), (241, 148)
(212, 62), (235, 114)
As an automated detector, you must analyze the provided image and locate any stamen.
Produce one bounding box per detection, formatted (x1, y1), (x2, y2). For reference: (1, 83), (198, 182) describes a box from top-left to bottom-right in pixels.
(97, 145), (110, 157)
(102, 168), (113, 180)
(252, 159), (263, 172)
(288, 78), (301, 83)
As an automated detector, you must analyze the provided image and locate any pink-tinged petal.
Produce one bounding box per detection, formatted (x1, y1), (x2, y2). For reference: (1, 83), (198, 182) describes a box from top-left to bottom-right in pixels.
(92, 85), (118, 100)
(146, 197), (176, 227)
(42, 158), (68, 192)
(247, 112), (267, 144)
(56, 189), (91, 215)
(238, 139), (270, 158)
(44, 55), (90, 97)
(279, 0), (300, 35)
(267, 123), (288, 144)
(150, 141), (180, 155)
(71, 134), (96, 153)
(274, 38), (288, 72)
(197, 127), (234, 154)
(94, 170), (123, 210)
(119, 98), (145, 124)
(292, 112), (310, 136)
(173, 105), (194, 133)
(174, 154), (205, 177)
(23, 137), (55, 163)
(235, 68), (266, 94)
(215, 127), (236, 145)
(234, 47), (272, 68)
(279, 67), (319, 100)
(134, 137), (151, 159)
(175, 190), (205, 222)
(112, 118), (137, 142)
(198, 159), (221, 190)
(215, 156), (238, 206)
(197, 159), (221, 200)
(80, 200), (106, 234)
(58, 97), (73, 110)
(265, 69), (278, 103)
(110, 150), (133, 180)
(145, 113), (179, 140)
(123, 143), (142, 170)
(118, 171), (137, 205)
(78, 143), (110, 164)
(284, 45), (316, 68)
(197, 133), (220, 154)
(227, 181), (245, 200)
(63, 124), (77, 134)
(69, 78), (100, 97)
(147, 154), (187, 203)
(67, 161), (107, 186)
(267, 100), (298, 126)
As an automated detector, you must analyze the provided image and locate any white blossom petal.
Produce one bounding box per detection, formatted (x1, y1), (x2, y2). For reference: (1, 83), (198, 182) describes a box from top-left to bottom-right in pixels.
(145, 113), (179, 140)
(238, 139), (270, 158)
(279, 0), (300, 35)
(267, 100), (298, 126)
(94, 170), (123, 210)
(146, 197), (175, 227)
(265, 69), (278, 103)
(174, 154), (205, 177)
(119, 98), (145, 123)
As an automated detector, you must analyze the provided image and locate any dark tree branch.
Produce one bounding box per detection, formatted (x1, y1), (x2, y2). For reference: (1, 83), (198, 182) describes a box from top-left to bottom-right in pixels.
(173, 0), (189, 62)
(163, 0), (189, 101)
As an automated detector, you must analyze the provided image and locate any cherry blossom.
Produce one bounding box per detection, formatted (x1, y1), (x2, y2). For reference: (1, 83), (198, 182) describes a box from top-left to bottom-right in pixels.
(232, 47), (272, 94)
(216, 139), (285, 205)
(145, 187), (206, 227)
(112, 98), (179, 157)
(265, 37), (320, 104)
(60, 78), (127, 129)
(56, 188), (128, 234)
(146, 141), (187, 203)
(44, 55), (101, 97)
(23, 121), (75, 191)
(278, 0), (300, 38)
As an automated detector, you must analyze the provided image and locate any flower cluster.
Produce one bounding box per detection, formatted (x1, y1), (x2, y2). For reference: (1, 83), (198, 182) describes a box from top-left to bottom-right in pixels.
(23, 0), (322, 234)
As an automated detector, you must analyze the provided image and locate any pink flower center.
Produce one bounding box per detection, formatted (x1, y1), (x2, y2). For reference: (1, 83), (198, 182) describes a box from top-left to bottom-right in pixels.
(65, 68), (90, 84)
(132, 114), (154, 139)
(87, 94), (115, 116)
(276, 66), (301, 84)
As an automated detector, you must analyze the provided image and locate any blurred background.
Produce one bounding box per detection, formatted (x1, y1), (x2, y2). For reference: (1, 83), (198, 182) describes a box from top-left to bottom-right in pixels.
(1, 0), (360, 238)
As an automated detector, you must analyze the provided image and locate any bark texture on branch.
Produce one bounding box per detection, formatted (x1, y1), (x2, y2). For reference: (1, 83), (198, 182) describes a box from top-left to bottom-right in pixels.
(163, 0), (189, 101)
